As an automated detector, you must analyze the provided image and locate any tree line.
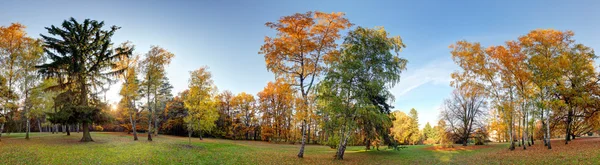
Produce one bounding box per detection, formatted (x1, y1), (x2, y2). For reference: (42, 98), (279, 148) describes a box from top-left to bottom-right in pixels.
(1, 11), (599, 160)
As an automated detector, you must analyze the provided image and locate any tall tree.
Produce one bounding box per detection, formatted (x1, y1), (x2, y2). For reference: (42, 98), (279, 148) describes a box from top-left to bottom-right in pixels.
(37, 18), (132, 142)
(318, 27), (406, 160)
(409, 108), (421, 145)
(183, 67), (218, 143)
(450, 41), (517, 150)
(140, 46), (174, 141)
(259, 11), (352, 158)
(155, 76), (174, 136)
(19, 37), (44, 139)
(0, 23), (30, 140)
(519, 29), (575, 149)
(116, 42), (140, 140)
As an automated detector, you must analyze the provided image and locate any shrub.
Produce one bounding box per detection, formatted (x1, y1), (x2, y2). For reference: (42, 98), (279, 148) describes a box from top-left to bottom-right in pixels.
(327, 136), (340, 149)
(94, 125), (104, 131)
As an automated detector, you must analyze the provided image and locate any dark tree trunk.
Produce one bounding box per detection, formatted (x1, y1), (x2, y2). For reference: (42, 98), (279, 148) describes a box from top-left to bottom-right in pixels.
(199, 131), (203, 140)
(80, 122), (93, 142)
(530, 135), (534, 145)
(66, 125), (70, 136)
(38, 119), (42, 133)
(25, 118), (30, 140)
(365, 139), (371, 150)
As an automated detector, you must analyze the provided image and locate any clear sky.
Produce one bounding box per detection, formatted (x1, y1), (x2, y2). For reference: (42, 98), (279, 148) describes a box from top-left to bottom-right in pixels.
(2, 0), (599, 128)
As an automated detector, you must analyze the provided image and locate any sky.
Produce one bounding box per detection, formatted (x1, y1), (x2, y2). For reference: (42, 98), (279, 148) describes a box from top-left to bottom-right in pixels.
(2, 0), (599, 128)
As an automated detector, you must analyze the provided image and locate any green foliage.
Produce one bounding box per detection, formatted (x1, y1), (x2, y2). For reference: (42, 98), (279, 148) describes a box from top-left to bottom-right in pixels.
(37, 18), (131, 141)
(318, 26), (407, 159)
(183, 67), (219, 136)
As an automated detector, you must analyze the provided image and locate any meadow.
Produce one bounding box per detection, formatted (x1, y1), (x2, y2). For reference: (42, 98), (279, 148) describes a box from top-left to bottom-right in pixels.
(1, 132), (599, 165)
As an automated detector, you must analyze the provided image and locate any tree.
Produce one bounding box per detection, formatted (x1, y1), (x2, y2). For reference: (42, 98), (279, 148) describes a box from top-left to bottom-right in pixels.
(423, 122), (437, 144)
(390, 111), (412, 144)
(161, 91), (188, 136)
(519, 29), (578, 149)
(37, 18), (132, 142)
(231, 92), (257, 140)
(437, 119), (452, 147)
(442, 84), (487, 146)
(154, 76), (174, 136)
(318, 26), (406, 160)
(215, 90), (234, 138)
(116, 42), (140, 140)
(257, 79), (295, 142)
(183, 66), (218, 143)
(259, 11), (352, 158)
(19, 37), (44, 139)
(0, 23), (32, 140)
(409, 108), (421, 145)
(140, 46), (174, 141)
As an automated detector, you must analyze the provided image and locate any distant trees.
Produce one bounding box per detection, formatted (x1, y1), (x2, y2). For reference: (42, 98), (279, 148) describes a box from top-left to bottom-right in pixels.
(257, 79), (294, 142)
(37, 18), (132, 142)
(231, 92), (257, 140)
(260, 11), (352, 158)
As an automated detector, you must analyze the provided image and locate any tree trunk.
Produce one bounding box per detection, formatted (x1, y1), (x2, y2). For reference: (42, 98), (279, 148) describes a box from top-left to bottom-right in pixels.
(199, 131), (203, 140)
(154, 117), (159, 136)
(509, 117), (515, 150)
(365, 139), (371, 150)
(297, 119), (307, 158)
(545, 108), (552, 149)
(147, 116), (153, 141)
(147, 83), (153, 141)
(188, 130), (192, 145)
(66, 125), (70, 136)
(26, 118), (30, 139)
(130, 114), (138, 141)
(80, 122), (93, 142)
(0, 122), (4, 141)
(335, 129), (350, 160)
(565, 107), (572, 144)
(77, 123), (79, 133)
(530, 135), (534, 146)
(307, 118), (311, 144)
(38, 119), (42, 133)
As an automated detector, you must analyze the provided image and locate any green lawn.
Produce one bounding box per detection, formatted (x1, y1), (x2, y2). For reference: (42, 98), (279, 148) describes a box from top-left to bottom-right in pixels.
(0, 132), (598, 164)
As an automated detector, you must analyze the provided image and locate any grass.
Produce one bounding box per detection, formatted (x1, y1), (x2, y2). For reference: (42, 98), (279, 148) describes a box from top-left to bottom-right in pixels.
(1, 132), (599, 164)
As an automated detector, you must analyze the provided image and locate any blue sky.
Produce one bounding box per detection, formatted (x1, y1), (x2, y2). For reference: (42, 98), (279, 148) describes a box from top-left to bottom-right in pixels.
(2, 0), (599, 128)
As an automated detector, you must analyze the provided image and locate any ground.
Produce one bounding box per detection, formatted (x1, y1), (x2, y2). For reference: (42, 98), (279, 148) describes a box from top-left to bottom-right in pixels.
(0, 132), (599, 164)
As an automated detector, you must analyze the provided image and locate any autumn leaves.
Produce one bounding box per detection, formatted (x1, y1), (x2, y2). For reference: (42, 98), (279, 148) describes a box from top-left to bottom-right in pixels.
(450, 29), (599, 150)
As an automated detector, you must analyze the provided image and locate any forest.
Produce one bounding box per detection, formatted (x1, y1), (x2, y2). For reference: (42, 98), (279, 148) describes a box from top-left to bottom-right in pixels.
(1, 9), (600, 164)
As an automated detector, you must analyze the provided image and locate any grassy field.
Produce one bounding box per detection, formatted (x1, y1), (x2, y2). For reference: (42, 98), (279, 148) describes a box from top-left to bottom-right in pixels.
(1, 132), (599, 164)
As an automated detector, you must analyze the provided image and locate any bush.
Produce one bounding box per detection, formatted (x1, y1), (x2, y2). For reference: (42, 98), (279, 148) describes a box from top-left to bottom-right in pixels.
(94, 125), (104, 131)
(326, 136), (340, 149)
